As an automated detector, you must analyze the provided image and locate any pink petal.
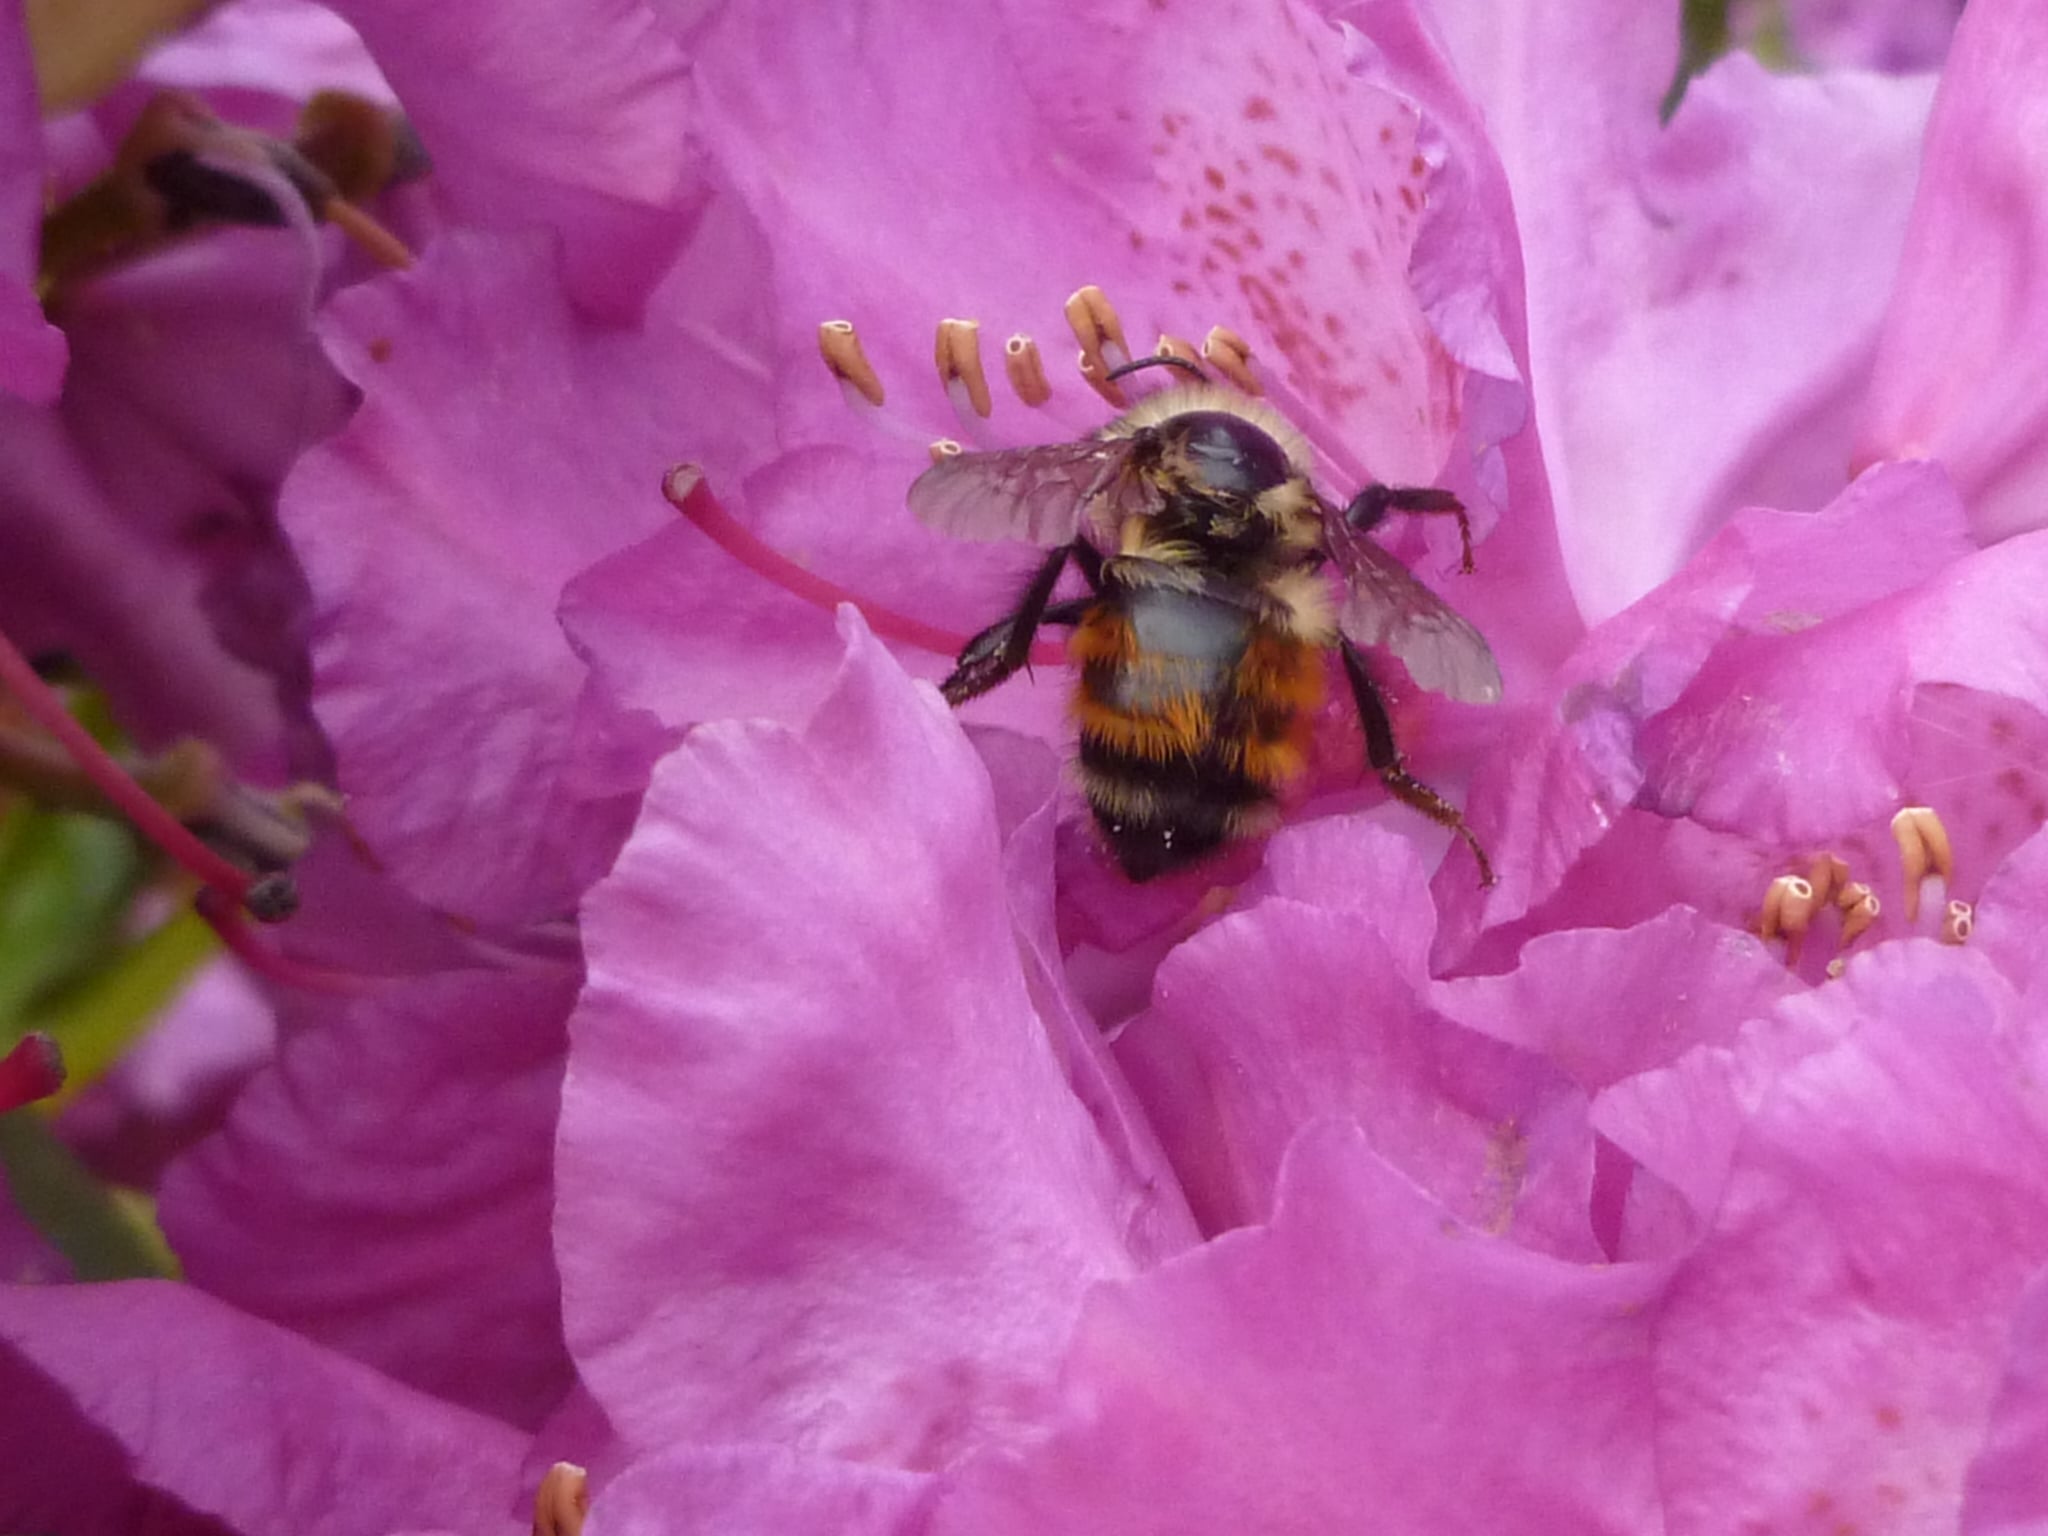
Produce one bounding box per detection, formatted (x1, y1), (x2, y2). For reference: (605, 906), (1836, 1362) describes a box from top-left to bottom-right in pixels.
(1429, 0), (1935, 619)
(588, 1446), (929, 1534)
(1858, 0), (2048, 541)
(1439, 905), (1797, 1089)
(140, 0), (395, 104)
(159, 969), (576, 1430)
(1781, 0), (1960, 72)
(929, 1123), (1665, 1534)
(1964, 1268), (2048, 1535)
(326, 0), (694, 317)
(0, 2), (64, 404)
(556, 613), (1149, 1468)
(1114, 822), (1597, 1256)
(58, 958), (276, 1189)
(284, 232), (671, 926)
(1652, 943), (2048, 1532)
(0, 1280), (527, 1535)
(691, 0), (1455, 475)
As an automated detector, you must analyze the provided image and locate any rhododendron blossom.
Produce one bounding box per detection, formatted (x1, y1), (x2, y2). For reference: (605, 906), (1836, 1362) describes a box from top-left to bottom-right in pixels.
(8, 0), (2048, 1532)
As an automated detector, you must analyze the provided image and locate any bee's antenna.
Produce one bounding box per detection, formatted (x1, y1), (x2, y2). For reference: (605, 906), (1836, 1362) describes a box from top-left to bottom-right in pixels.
(1105, 354), (1208, 385)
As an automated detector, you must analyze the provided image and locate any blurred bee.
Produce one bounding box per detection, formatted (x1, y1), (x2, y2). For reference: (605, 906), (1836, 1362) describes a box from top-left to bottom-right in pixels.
(909, 357), (1499, 885)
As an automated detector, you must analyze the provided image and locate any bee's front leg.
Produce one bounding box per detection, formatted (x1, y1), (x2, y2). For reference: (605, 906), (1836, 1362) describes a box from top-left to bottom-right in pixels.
(940, 541), (1099, 706)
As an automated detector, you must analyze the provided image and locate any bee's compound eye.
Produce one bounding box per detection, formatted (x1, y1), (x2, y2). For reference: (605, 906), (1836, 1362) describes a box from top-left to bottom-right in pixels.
(1170, 411), (1291, 497)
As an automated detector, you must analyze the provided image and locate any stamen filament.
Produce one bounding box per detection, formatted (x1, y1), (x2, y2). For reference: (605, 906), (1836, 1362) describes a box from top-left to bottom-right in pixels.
(194, 889), (375, 995)
(663, 466), (1066, 667)
(0, 626), (261, 914)
(0, 1034), (65, 1112)
(319, 196), (414, 269)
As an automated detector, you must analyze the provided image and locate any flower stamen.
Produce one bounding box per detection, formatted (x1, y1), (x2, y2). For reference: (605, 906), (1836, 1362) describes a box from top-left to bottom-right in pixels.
(928, 438), (964, 465)
(0, 1034), (65, 1113)
(194, 888), (376, 995)
(1806, 853), (1849, 909)
(818, 320), (886, 407)
(663, 464), (1066, 666)
(532, 1462), (589, 1536)
(1939, 900), (1974, 946)
(1003, 333), (1051, 406)
(1067, 285), (1133, 406)
(0, 628), (288, 921)
(1890, 806), (1954, 923)
(934, 318), (993, 420)
(1759, 874), (1818, 964)
(1156, 332), (1203, 370)
(1835, 881), (1881, 947)
(1202, 325), (1261, 395)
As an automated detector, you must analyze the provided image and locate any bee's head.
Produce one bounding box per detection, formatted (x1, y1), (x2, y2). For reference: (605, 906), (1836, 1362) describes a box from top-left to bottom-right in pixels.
(1163, 410), (1294, 499)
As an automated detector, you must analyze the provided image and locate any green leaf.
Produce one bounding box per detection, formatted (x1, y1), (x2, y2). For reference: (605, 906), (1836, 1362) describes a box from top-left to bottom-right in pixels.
(0, 803), (143, 1025)
(26, 905), (218, 1102)
(0, 1111), (180, 1280)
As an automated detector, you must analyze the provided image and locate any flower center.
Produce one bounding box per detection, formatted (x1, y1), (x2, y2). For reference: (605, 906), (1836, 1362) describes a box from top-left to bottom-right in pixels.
(1754, 806), (1971, 978)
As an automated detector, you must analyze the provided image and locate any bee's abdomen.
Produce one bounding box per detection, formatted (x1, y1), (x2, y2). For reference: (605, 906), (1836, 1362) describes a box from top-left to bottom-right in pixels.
(1068, 588), (1323, 882)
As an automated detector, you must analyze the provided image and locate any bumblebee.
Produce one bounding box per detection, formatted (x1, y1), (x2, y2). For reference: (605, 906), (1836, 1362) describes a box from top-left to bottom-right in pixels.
(908, 359), (1499, 885)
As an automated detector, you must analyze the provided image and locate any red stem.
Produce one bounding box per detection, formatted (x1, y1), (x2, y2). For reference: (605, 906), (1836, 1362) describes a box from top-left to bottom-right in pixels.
(194, 890), (378, 996)
(664, 466), (1069, 669)
(0, 627), (256, 908)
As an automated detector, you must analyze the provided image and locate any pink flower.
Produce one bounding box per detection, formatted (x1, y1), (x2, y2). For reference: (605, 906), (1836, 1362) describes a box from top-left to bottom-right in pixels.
(20, 0), (2048, 1533)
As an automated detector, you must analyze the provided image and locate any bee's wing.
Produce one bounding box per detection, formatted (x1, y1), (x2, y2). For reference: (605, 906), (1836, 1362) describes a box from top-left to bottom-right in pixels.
(907, 437), (1157, 546)
(1329, 524), (1503, 704)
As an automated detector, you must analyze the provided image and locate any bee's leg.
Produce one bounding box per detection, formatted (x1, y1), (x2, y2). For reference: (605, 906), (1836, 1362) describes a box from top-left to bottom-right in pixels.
(1342, 485), (1475, 573)
(1340, 640), (1495, 887)
(942, 541), (1094, 706)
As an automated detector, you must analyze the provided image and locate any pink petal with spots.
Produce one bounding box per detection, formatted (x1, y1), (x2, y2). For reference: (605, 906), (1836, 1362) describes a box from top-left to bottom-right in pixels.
(691, 0), (1456, 480)
(284, 233), (671, 926)
(325, 0), (695, 317)
(927, 1122), (1665, 1535)
(1859, 0), (2048, 541)
(1652, 944), (2048, 1535)
(556, 615), (1148, 1468)
(0, 1281), (527, 1536)
(1428, 0), (1936, 620)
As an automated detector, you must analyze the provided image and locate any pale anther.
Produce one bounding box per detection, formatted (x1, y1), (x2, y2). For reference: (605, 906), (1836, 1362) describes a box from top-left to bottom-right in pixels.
(1891, 805), (1954, 923)
(928, 438), (964, 465)
(1940, 900), (1974, 946)
(1065, 284), (1132, 378)
(1004, 334), (1051, 406)
(1077, 348), (1129, 408)
(1759, 874), (1817, 944)
(1156, 333), (1202, 370)
(818, 320), (885, 407)
(532, 1462), (589, 1536)
(1825, 957), (1848, 981)
(1202, 325), (1261, 395)
(935, 318), (993, 418)
(1836, 883), (1881, 947)
(1807, 853), (1849, 909)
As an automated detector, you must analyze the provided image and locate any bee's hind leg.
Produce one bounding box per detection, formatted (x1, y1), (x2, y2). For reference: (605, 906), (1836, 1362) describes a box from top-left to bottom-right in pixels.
(1340, 640), (1495, 888)
(942, 541), (1097, 706)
